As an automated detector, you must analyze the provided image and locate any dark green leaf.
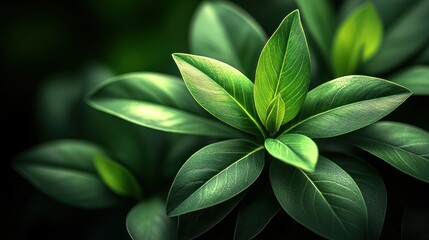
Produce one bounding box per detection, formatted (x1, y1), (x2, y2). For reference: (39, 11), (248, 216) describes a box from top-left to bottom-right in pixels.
(270, 155), (368, 240)
(88, 72), (239, 138)
(265, 133), (318, 172)
(296, 0), (335, 61)
(93, 154), (142, 200)
(126, 198), (176, 240)
(282, 76), (412, 138)
(173, 53), (265, 137)
(390, 66), (429, 95)
(13, 140), (119, 209)
(254, 10), (311, 125)
(234, 182), (280, 240)
(265, 96), (285, 134)
(190, 1), (266, 79)
(344, 121), (429, 183)
(166, 139), (265, 216)
(332, 2), (383, 76)
(331, 154), (387, 240)
(178, 193), (244, 240)
(364, 0), (429, 74)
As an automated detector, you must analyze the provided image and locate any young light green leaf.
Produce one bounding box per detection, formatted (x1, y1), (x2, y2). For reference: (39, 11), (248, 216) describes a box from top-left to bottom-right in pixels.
(178, 193), (244, 240)
(331, 154), (387, 240)
(296, 0), (335, 61)
(234, 181), (280, 240)
(344, 121), (429, 183)
(282, 76), (412, 138)
(390, 66), (429, 95)
(270, 155), (368, 240)
(173, 53), (266, 137)
(265, 96), (285, 134)
(364, 1), (429, 74)
(332, 2), (383, 76)
(126, 198), (176, 240)
(13, 140), (119, 209)
(93, 154), (142, 200)
(88, 72), (240, 138)
(166, 139), (265, 216)
(265, 133), (318, 172)
(254, 10), (310, 125)
(190, 1), (266, 79)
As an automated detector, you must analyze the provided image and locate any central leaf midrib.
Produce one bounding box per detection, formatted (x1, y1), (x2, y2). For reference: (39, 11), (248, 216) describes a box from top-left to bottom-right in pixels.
(173, 146), (264, 213)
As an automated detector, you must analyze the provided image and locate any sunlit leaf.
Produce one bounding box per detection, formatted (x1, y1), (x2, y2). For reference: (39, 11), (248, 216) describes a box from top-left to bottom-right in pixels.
(265, 96), (285, 134)
(344, 121), (429, 183)
(270, 155), (368, 239)
(13, 140), (119, 209)
(166, 139), (264, 216)
(254, 10), (310, 125)
(332, 2), (383, 76)
(265, 133), (318, 172)
(190, 1), (266, 78)
(282, 76), (411, 138)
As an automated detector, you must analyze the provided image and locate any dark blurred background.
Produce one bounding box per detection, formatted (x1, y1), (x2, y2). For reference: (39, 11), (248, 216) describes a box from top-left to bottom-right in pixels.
(1, 0), (296, 239)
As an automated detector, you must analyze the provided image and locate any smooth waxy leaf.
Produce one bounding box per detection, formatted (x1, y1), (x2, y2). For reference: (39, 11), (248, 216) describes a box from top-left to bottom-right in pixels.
(13, 140), (119, 209)
(270, 155), (368, 240)
(166, 139), (265, 216)
(332, 2), (383, 76)
(265, 133), (318, 172)
(126, 198), (176, 240)
(93, 154), (142, 200)
(296, 0), (335, 61)
(331, 154), (387, 240)
(88, 72), (239, 138)
(265, 96), (285, 134)
(344, 121), (429, 183)
(190, 1), (266, 79)
(282, 76), (412, 138)
(234, 182), (280, 240)
(390, 66), (429, 95)
(364, 0), (429, 74)
(173, 53), (265, 137)
(178, 193), (244, 240)
(254, 10), (310, 125)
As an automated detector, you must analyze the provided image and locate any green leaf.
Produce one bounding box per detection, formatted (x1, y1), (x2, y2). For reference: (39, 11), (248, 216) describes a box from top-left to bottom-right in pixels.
(126, 198), (176, 240)
(13, 140), (119, 209)
(234, 181), (280, 240)
(190, 1), (266, 79)
(166, 139), (265, 216)
(270, 155), (368, 240)
(173, 53), (265, 137)
(254, 10), (311, 125)
(296, 0), (335, 61)
(265, 96), (285, 134)
(344, 121), (429, 183)
(87, 72), (239, 138)
(178, 193), (244, 240)
(283, 76), (412, 138)
(331, 154), (387, 240)
(364, 0), (429, 74)
(332, 2), (383, 76)
(265, 133), (318, 172)
(390, 66), (429, 95)
(93, 154), (142, 200)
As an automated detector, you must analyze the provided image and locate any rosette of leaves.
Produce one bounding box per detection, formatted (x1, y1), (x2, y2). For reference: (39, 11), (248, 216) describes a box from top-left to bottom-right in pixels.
(88, 3), (429, 238)
(296, 0), (429, 95)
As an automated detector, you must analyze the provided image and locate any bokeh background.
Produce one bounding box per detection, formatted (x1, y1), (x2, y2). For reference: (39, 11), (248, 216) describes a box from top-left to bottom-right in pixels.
(2, 0), (428, 239)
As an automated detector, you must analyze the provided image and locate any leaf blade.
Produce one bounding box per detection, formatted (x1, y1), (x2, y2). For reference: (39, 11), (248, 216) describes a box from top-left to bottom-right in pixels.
(87, 72), (239, 138)
(265, 133), (318, 172)
(166, 139), (265, 216)
(283, 75), (412, 138)
(390, 66), (429, 95)
(254, 10), (311, 125)
(344, 121), (429, 183)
